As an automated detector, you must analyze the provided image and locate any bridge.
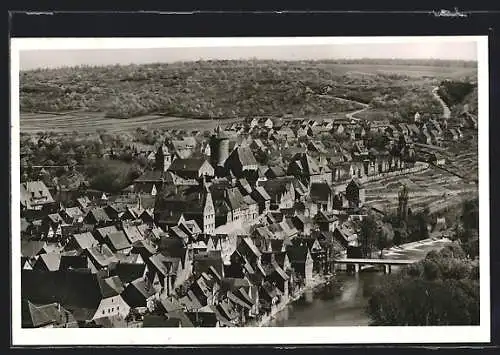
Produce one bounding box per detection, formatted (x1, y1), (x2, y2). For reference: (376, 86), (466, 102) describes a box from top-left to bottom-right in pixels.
(332, 258), (417, 274)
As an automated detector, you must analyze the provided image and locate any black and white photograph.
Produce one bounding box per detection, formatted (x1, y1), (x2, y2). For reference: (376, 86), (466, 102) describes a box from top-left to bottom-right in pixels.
(10, 36), (490, 345)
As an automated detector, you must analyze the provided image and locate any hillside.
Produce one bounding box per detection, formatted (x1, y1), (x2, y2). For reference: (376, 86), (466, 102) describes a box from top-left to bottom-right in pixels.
(20, 59), (476, 120)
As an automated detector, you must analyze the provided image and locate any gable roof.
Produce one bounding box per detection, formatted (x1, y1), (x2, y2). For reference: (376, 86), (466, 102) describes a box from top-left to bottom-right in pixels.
(70, 232), (98, 250)
(106, 231), (132, 251)
(85, 208), (111, 223)
(21, 240), (47, 258)
(168, 158), (211, 173)
(22, 300), (76, 328)
(121, 224), (144, 244)
(229, 146), (258, 167)
(35, 252), (62, 271)
(20, 181), (54, 208)
(86, 244), (119, 268)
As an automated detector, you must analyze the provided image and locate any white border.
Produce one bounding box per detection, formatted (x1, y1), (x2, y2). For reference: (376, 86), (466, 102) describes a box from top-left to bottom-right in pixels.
(11, 36), (490, 346)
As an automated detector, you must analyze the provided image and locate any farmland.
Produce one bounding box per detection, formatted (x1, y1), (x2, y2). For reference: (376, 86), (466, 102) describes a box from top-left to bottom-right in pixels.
(20, 112), (243, 134)
(364, 166), (478, 215)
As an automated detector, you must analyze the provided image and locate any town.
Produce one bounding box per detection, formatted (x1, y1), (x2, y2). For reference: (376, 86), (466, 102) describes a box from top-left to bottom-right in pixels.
(20, 85), (479, 328)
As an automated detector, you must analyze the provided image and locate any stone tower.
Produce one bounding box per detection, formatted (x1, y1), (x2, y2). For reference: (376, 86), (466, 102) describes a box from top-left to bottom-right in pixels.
(155, 144), (172, 172)
(398, 184), (409, 222)
(209, 125), (230, 168)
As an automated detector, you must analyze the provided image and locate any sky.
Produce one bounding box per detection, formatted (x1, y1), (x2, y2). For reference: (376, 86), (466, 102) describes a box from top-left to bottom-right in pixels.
(19, 41), (478, 70)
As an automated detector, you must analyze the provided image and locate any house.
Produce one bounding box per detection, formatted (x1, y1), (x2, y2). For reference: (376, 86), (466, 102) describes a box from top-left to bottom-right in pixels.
(21, 270), (130, 322)
(287, 153), (332, 186)
(155, 184), (216, 235)
(121, 224), (145, 244)
(314, 210), (340, 232)
(121, 277), (156, 309)
(83, 208), (112, 226)
(265, 166), (287, 179)
(291, 214), (313, 235)
(250, 186), (271, 215)
(285, 245), (314, 287)
(32, 252), (61, 271)
(60, 207), (84, 225)
(224, 146), (259, 182)
(63, 232), (99, 252)
(168, 137), (198, 159)
(20, 180), (55, 211)
(310, 182), (335, 212)
(85, 244), (119, 271)
(260, 179), (295, 210)
(193, 251), (225, 278)
(22, 300), (77, 328)
(291, 237), (326, 273)
(104, 231), (132, 254)
(147, 250), (192, 295)
(168, 158), (215, 180)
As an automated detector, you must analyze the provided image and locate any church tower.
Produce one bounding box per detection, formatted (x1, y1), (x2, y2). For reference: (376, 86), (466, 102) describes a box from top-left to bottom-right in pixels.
(398, 184), (409, 222)
(209, 125), (230, 173)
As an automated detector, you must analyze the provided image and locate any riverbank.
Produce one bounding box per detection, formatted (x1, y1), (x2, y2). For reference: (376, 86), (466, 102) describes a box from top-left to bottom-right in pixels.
(253, 236), (452, 327)
(251, 274), (336, 327)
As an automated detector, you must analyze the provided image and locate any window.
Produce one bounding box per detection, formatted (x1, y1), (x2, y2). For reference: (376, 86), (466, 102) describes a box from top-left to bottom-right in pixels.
(117, 306), (119, 310)
(111, 308), (114, 312)
(102, 310), (105, 315)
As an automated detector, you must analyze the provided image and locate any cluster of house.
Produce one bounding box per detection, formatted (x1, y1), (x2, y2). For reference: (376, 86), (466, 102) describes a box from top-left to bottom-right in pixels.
(20, 107), (474, 328)
(20, 141), (368, 328)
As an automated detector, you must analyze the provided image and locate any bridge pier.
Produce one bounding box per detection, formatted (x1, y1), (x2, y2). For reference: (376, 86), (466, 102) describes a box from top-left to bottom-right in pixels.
(384, 264), (392, 274)
(354, 263), (360, 273)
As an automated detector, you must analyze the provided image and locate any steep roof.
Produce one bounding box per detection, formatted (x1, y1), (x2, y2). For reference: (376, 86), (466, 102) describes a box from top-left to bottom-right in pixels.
(20, 181), (54, 208)
(22, 300), (76, 328)
(98, 275), (125, 298)
(229, 146), (258, 167)
(122, 225), (144, 244)
(21, 270), (123, 321)
(64, 207), (84, 219)
(168, 158), (211, 173)
(106, 231), (132, 251)
(71, 232), (98, 250)
(86, 244), (119, 267)
(35, 253), (62, 271)
(86, 208), (111, 223)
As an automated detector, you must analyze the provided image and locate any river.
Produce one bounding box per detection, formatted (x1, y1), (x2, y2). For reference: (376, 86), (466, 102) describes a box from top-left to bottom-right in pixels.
(264, 238), (452, 327)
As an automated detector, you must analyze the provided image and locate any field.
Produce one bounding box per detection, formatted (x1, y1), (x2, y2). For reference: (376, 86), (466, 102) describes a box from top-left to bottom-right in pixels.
(316, 63), (476, 79)
(19, 112), (243, 134)
(364, 166), (478, 215)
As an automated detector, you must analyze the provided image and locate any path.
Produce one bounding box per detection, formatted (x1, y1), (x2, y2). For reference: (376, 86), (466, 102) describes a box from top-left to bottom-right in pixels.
(317, 94), (369, 121)
(432, 86), (451, 119)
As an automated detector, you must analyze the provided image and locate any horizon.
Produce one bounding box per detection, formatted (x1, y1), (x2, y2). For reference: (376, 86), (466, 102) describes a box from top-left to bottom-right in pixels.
(19, 56), (478, 72)
(18, 41), (478, 71)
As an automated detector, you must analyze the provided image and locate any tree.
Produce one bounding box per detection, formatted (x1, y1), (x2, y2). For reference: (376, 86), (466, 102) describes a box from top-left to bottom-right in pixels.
(359, 213), (379, 258)
(367, 244), (479, 326)
(376, 223), (394, 258)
